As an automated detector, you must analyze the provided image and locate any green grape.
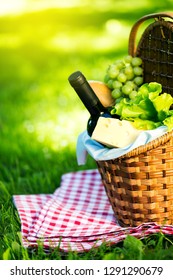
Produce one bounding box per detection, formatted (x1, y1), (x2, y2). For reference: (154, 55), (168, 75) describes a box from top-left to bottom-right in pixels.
(129, 90), (138, 99)
(131, 57), (143, 67)
(112, 80), (122, 89)
(124, 65), (133, 75)
(124, 55), (133, 63)
(111, 88), (122, 99)
(134, 76), (143, 86)
(107, 79), (114, 89)
(124, 66), (134, 80)
(104, 55), (144, 102)
(126, 72), (135, 80)
(114, 60), (124, 70)
(122, 84), (133, 95)
(117, 72), (127, 83)
(107, 65), (119, 79)
(133, 66), (143, 76)
(126, 80), (136, 89)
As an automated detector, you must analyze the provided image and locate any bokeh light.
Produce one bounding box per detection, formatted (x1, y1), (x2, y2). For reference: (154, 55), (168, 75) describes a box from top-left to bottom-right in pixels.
(0, 0), (173, 153)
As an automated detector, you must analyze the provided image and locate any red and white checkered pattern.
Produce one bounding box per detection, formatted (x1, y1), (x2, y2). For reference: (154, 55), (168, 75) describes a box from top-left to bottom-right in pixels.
(13, 169), (173, 252)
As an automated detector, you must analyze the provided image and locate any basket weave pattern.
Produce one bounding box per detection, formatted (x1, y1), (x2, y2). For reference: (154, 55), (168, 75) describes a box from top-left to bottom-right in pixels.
(97, 134), (173, 227)
(136, 20), (173, 95)
(96, 13), (173, 227)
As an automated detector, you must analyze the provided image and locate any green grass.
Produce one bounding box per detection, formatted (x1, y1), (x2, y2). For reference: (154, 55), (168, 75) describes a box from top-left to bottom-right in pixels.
(1, 0), (173, 260)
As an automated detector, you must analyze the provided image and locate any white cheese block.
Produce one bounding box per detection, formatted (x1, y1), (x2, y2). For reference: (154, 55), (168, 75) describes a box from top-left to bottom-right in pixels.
(91, 117), (142, 148)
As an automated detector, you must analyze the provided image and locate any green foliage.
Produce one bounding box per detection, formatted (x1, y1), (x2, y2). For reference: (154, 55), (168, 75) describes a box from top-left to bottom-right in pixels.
(103, 234), (173, 260)
(111, 82), (173, 130)
(1, 0), (173, 260)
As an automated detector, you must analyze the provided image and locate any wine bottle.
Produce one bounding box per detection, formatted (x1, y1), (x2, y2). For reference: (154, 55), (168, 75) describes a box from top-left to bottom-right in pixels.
(68, 71), (116, 136)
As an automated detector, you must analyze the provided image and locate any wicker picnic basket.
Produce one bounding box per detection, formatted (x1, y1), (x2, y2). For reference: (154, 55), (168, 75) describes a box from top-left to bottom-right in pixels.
(96, 12), (173, 227)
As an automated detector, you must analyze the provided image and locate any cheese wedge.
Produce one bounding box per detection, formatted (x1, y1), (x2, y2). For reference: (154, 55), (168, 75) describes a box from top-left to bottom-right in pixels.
(91, 117), (141, 148)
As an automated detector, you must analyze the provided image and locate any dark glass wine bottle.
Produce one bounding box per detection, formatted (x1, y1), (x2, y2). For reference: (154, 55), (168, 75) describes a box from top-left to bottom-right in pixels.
(68, 71), (115, 136)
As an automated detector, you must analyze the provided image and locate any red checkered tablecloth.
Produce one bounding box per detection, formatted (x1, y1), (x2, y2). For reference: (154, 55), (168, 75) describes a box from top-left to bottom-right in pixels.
(13, 169), (173, 252)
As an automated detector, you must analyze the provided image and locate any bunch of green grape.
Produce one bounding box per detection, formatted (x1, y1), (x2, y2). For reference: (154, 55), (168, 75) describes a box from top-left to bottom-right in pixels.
(104, 55), (143, 100)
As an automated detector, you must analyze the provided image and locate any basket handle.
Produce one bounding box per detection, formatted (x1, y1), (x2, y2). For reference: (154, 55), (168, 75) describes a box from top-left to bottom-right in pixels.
(128, 12), (173, 56)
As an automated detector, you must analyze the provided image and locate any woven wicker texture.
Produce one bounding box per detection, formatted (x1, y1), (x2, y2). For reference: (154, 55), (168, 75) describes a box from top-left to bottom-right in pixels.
(136, 20), (173, 95)
(97, 135), (173, 227)
(96, 13), (173, 227)
(129, 12), (173, 95)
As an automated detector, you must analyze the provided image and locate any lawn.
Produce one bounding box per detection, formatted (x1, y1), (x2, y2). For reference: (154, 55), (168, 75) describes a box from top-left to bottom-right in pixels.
(1, 0), (173, 260)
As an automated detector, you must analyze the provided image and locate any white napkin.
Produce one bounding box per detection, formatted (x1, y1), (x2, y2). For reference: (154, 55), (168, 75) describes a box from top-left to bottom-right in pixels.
(77, 126), (168, 165)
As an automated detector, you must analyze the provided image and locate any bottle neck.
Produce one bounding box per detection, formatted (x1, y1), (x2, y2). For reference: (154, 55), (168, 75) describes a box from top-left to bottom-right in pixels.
(68, 71), (106, 116)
